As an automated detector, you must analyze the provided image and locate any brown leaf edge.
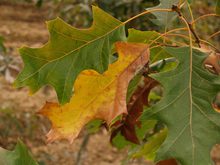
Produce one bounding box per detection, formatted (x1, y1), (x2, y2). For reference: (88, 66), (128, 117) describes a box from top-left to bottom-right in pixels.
(38, 42), (150, 143)
(204, 52), (220, 75)
(110, 76), (159, 144)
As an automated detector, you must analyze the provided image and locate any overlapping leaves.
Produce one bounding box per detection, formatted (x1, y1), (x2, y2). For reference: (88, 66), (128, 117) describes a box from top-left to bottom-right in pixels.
(147, 0), (179, 28)
(142, 47), (220, 165)
(12, 1), (220, 165)
(39, 42), (149, 142)
(111, 77), (159, 145)
(14, 6), (126, 104)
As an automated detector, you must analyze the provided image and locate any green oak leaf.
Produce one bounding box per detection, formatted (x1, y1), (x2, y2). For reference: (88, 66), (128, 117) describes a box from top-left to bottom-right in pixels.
(14, 6), (126, 104)
(142, 47), (220, 165)
(127, 29), (175, 68)
(130, 128), (167, 161)
(0, 140), (38, 165)
(147, 0), (179, 28)
(127, 28), (162, 47)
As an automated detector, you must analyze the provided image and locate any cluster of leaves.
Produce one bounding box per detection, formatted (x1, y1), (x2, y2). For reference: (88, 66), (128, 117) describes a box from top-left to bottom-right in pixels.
(8, 0), (160, 30)
(1, 0), (220, 165)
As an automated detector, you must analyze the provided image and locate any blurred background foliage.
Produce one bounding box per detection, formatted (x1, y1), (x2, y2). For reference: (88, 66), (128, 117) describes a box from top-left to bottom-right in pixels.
(10, 0), (160, 30)
(3, 0), (220, 147)
(5, 0), (219, 49)
(2, 0), (220, 138)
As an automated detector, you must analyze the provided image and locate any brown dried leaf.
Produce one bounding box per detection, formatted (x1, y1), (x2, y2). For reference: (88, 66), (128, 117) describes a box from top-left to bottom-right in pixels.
(111, 77), (159, 144)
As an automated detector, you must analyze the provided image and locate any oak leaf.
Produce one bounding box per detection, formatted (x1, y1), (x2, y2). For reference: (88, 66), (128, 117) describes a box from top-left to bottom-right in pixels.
(14, 6), (126, 104)
(39, 42), (149, 143)
(142, 47), (220, 165)
(111, 77), (159, 144)
(148, 0), (179, 28)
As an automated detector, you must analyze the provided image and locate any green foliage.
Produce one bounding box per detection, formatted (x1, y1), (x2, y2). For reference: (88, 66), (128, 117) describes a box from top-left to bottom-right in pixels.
(9, 0), (220, 164)
(86, 120), (103, 134)
(127, 29), (172, 63)
(142, 47), (220, 165)
(14, 6), (126, 104)
(112, 120), (157, 149)
(0, 140), (38, 165)
(129, 128), (167, 160)
(148, 0), (179, 28)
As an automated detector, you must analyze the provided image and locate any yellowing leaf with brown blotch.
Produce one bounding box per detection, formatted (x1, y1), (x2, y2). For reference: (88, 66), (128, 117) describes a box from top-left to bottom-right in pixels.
(39, 42), (149, 143)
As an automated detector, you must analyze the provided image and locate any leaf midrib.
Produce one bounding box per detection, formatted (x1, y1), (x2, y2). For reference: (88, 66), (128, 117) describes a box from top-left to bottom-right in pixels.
(189, 47), (195, 165)
(18, 21), (125, 84)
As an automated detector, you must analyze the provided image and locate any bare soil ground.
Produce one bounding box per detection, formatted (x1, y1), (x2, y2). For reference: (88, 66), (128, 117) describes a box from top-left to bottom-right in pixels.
(0, 2), (147, 165)
(0, 2), (219, 165)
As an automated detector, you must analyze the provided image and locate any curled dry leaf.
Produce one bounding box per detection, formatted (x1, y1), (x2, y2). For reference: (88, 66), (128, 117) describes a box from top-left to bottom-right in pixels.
(39, 42), (149, 143)
(199, 44), (220, 75)
(204, 52), (220, 75)
(111, 77), (159, 144)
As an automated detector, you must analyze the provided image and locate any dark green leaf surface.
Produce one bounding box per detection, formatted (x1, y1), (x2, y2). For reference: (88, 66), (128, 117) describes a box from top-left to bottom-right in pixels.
(147, 0), (179, 27)
(14, 6), (126, 104)
(130, 129), (167, 160)
(142, 47), (220, 165)
(0, 140), (38, 165)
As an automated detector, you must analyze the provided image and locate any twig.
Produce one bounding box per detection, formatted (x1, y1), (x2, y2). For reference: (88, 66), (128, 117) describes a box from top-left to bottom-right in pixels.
(199, 39), (220, 53)
(172, 5), (201, 47)
(123, 8), (172, 25)
(208, 31), (220, 40)
(75, 133), (90, 165)
(186, 1), (195, 23)
(148, 27), (187, 47)
(192, 14), (220, 24)
(166, 33), (190, 40)
(153, 41), (181, 48)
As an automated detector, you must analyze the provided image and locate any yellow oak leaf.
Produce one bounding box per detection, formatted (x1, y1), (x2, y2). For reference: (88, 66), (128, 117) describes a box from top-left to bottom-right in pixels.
(39, 42), (149, 143)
